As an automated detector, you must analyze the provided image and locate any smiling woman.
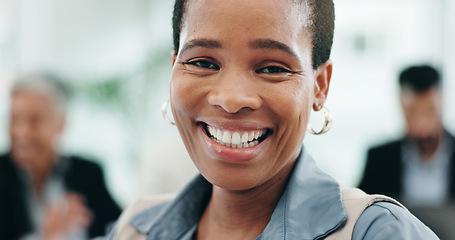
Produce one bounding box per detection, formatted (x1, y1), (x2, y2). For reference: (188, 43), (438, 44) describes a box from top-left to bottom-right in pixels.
(108, 0), (438, 239)
(170, 0), (318, 194)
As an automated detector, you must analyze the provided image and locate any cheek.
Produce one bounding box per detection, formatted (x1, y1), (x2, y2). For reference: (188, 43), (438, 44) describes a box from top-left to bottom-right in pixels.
(37, 125), (56, 146)
(169, 72), (209, 166)
(169, 71), (211, 142)
(267, 80), (313, 126)
(265, 80), (313, 156)
(8, 123), (18, 139)
(170, 72), (201, 120)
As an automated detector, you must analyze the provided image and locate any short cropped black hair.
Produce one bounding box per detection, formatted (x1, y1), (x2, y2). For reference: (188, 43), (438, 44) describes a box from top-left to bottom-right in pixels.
(399, 65), (440, 93)
(172, 0), (335, 69)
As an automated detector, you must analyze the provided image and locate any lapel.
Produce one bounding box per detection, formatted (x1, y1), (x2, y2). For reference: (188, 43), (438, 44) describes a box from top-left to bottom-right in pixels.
(131, 176), (212, 239)
(0, 154), (34, 238)
(259, 149), (347, 240)
(445, 131), (455, 197)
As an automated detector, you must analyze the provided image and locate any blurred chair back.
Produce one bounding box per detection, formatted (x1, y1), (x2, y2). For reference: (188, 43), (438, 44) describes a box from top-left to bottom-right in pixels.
(408, 203), (455, 239)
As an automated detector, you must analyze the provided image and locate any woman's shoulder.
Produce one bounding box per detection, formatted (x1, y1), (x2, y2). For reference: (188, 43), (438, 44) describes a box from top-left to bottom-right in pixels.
(107, 193), (176, 240)
(353, 201), (439, 239)
(333, 186), (438, 239)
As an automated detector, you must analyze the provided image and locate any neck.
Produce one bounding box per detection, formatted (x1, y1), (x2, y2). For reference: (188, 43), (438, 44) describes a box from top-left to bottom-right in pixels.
(32, 174), (49, 198)
(197, 162), (294, 240)
(416, 135), (441, 162)
(28, 156), (57, 198)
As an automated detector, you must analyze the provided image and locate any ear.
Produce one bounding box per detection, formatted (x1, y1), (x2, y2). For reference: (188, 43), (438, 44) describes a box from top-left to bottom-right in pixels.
(313, 60), (333, 111)
(171, 50), (177, 67)
(56, 116), (66, 135)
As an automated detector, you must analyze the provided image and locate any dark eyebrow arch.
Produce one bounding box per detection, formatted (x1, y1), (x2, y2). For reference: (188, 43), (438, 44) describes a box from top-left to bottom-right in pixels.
(249, 39), (300, 60)
(179, 38), (222, 55)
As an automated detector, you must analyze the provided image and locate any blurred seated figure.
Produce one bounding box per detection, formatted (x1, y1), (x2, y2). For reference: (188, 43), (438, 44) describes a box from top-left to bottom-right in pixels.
(0, 73), (121, 239)
(359, 65), (455, 206)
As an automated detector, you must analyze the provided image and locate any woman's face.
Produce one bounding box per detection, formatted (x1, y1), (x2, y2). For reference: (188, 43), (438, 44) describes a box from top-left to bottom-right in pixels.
(170, 0), (331, 191)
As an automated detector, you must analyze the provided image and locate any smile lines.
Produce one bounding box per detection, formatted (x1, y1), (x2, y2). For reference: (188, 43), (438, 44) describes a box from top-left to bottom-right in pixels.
(206, 125), (267, 148)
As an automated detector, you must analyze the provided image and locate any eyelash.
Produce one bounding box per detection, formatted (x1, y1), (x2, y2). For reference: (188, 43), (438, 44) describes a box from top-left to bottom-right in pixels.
(184, 59), (220, 70)
(183, 60), (293, 75)
(256, 65), (292, 74)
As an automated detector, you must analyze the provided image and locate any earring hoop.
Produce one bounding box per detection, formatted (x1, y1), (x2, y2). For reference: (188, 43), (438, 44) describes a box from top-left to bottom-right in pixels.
(162, 99), (176, 125)
(307, 106), (332, 135)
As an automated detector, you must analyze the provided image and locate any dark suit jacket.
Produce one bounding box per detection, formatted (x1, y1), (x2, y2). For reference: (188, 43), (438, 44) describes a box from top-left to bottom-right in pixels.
(0, 153), (121, 239)
(358, 132), (455, 201)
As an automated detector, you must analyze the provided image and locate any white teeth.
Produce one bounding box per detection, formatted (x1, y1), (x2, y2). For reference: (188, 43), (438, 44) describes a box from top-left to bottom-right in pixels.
(241, 132), (249, 143)
(212, 127), (216, 136)
(254, 131), (260, 139)
(207, 125), (268, 149)
(248, 132), (254, 141)
(232, 132), (241, 145)
(222, 131), (232, 144)
(216, 129), (223, 140)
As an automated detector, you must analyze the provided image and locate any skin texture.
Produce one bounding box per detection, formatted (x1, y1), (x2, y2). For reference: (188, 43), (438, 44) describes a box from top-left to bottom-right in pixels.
(400, 87), (443, 160)
(169, 0), (332, 239)
(9, 90), (92, 239)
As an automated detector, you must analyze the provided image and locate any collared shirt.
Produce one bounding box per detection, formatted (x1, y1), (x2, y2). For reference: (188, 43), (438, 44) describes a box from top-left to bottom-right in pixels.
(119, 147), (437, 240)
(401, 133), (454, 206)
(20, 157), (88, 240)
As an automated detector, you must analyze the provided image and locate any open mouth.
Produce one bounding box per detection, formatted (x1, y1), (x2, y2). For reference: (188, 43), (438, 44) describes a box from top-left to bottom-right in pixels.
(200, 122), (271, 148)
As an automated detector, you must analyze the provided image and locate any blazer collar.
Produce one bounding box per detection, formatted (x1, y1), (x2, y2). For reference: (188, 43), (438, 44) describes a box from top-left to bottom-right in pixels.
(260, 149), (347, 239)
(131, 175), (212, 239)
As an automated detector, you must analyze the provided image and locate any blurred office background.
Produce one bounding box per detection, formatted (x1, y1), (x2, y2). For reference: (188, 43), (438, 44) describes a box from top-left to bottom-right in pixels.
(0, 0), (454, 208)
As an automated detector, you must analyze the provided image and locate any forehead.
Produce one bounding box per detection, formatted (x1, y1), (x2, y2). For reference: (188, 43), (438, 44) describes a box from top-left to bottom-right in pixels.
(181, 0), (312, 47)
(11, 91), (57, 114)
(401, 88), (441, 108)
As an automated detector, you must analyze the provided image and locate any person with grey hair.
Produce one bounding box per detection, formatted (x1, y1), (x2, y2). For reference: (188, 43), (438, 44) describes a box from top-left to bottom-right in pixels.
(0, 73), (121, 239)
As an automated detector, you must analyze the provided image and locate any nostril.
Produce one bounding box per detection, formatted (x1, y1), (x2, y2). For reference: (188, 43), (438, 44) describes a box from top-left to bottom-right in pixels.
(207, 91), (262, 113)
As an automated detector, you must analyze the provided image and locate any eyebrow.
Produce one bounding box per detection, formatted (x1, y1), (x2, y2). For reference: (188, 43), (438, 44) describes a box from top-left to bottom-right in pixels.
(179, 38), (222, 55)
(178, 38), (300, 60)
(249, 39), (300, 60)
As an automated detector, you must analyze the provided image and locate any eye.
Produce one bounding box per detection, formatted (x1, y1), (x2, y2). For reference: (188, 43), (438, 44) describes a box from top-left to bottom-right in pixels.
(256, 65), (291, 74)
(186, 59), (220, 70)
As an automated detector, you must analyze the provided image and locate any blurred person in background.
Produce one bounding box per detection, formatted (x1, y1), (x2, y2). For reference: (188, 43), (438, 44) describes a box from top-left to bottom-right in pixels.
(359, 65), (455, 206)
(0, 73), (121, 239)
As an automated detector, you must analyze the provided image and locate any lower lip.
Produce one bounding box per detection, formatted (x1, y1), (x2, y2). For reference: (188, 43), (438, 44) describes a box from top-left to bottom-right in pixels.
(200, 125), (269, 163)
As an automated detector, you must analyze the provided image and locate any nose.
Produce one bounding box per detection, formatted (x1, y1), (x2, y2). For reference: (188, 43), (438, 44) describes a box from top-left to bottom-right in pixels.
(207, 72), (262, 113)
(408, 114), (438, 139)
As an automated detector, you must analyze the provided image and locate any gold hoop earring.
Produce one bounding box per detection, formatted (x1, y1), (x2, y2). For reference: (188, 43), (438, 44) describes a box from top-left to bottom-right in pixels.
(162, 99), (176, 126)
(307, 106), (332, 135)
